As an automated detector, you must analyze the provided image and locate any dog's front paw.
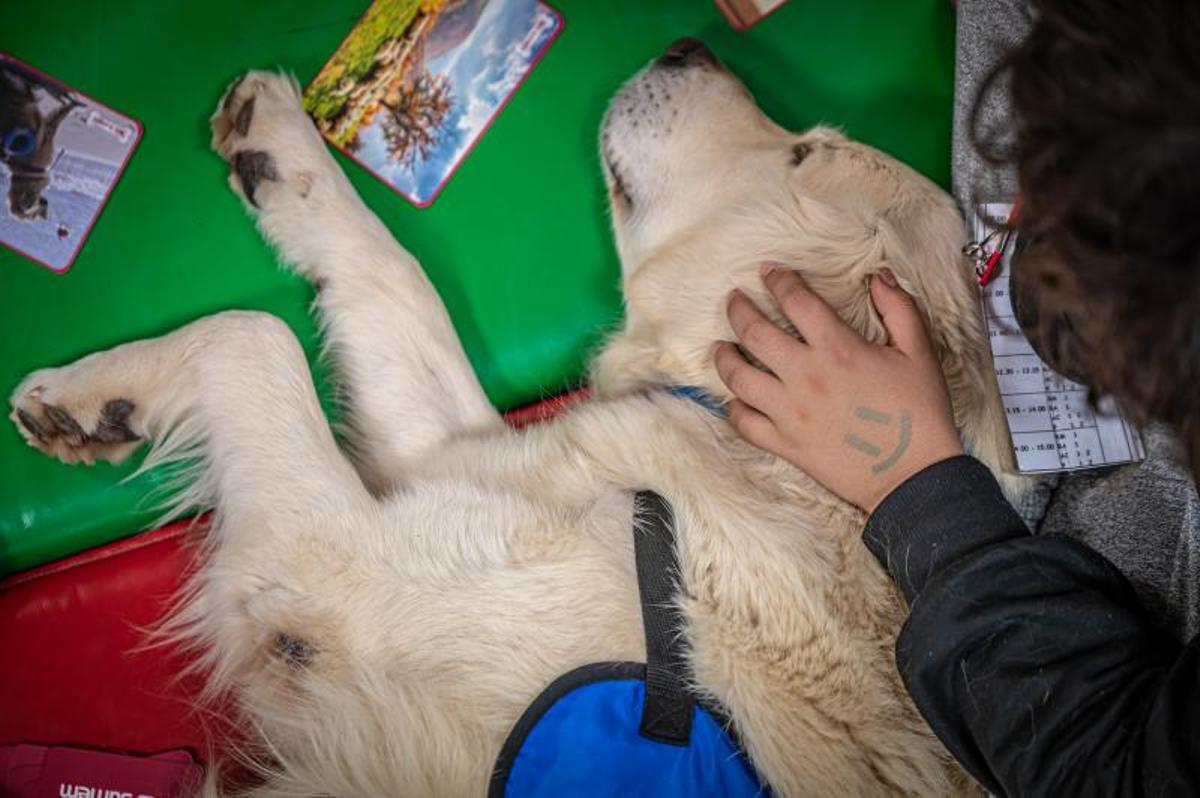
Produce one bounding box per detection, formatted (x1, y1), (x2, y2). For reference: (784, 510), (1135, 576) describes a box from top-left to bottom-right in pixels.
(9, 369), (143, 466)
(211, 71), (322, 210)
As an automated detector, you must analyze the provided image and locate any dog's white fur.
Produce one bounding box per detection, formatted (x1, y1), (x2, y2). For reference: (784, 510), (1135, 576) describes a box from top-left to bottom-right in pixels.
(9, 56), (1022, 796)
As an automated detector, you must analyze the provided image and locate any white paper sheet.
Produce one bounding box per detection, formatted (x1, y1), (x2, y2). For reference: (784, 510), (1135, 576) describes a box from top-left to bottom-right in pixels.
(975, 203), (1145, 473)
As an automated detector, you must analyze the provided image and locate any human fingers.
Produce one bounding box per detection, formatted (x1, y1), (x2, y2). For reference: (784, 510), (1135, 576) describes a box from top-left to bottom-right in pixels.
(726, 289), (807, 378)
(713, 341), (786, 415)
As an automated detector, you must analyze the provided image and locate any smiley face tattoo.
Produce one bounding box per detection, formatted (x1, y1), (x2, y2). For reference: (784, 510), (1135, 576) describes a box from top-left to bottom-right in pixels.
(842, 406), (913, 474)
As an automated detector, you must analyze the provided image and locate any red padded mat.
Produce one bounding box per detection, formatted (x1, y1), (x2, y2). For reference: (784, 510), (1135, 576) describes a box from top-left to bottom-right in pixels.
(0, 520), (229, 757)
(0, 394), (587, 760)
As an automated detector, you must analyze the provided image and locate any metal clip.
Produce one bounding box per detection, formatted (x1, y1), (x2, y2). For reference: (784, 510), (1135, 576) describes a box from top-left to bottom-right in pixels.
(967, 199), (1023, 287)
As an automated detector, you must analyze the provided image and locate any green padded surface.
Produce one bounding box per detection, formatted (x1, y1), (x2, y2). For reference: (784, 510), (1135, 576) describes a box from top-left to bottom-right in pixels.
(0, 1), (955, 575)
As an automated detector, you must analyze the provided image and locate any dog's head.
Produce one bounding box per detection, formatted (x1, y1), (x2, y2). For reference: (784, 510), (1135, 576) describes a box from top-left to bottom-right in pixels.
(594, 40), (1017, 483)
(7, 175), (49, 221)
(601, 39), (825, 266)
(599, 39), (955, 272)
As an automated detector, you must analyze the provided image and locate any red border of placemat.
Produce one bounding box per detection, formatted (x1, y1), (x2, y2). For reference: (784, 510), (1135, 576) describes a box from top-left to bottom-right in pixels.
(713, 0), (788, 32)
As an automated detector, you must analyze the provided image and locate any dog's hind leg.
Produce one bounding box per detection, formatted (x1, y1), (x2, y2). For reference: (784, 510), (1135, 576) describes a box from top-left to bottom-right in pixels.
(8, 310), (369, 529)
(211, 72), (501, 493)
(8, 311), (388, 789)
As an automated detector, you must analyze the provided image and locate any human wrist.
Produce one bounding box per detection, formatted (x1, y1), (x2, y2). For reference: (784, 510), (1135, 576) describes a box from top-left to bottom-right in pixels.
(862, 454), (1025, 600)
(863, 439), (965, 513)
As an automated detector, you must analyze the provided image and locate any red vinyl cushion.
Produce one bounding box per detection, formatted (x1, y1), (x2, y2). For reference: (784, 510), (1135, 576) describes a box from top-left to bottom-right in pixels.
(0, 521), (222, 755)
(0, 393), (586, 761)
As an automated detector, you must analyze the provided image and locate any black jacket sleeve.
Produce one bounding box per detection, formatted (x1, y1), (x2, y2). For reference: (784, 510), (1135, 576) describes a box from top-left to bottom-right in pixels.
(863, 455), (1200, 797)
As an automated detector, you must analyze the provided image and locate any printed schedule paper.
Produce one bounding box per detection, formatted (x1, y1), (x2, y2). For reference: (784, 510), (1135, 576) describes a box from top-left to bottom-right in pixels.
(975, 203), (1145, 474)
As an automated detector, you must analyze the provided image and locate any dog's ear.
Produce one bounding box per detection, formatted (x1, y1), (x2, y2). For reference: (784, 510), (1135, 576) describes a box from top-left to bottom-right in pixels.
(874, 195), (1025, 492)
(765, 193), (891, 343)
(874, 199), (966, 314)
(867, 194), (978, 372)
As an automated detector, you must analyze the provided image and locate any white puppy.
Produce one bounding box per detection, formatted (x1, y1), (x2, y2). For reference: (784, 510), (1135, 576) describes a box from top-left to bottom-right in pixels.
(9, 42), (1020, 797)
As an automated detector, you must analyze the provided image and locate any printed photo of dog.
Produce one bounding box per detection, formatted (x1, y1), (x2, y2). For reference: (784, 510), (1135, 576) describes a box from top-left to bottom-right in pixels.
(0, 54), (140, 272)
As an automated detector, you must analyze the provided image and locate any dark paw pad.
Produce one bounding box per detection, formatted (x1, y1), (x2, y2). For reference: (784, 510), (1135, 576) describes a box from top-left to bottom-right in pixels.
(43, 404), (85, 446)
(93, 398), (141, 444)
(222, 75), (246, 113)
(232, 150), (279, 208)
(234, 95), (255, 136)
(16, 407), (47, 443)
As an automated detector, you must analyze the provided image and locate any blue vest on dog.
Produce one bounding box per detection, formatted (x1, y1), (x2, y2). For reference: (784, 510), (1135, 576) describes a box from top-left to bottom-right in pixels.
(489, 491), (768, 798)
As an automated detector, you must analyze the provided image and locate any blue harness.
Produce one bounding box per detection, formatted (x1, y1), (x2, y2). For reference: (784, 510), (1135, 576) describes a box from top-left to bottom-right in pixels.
(489, 491), (768, 797)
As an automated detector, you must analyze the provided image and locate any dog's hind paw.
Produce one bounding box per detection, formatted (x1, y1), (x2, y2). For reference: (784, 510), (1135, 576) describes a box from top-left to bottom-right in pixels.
(211, 71), (322, 210)
(9, 370), (143, 466)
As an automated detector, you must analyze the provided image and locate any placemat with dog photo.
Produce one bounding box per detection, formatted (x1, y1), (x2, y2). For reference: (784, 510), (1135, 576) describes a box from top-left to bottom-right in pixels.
(0, 53), (142, 273)
(303, 0), (562, 207)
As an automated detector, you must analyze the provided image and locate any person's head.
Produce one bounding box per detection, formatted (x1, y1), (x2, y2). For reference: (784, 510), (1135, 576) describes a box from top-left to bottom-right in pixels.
(976, 0), (1200, 472)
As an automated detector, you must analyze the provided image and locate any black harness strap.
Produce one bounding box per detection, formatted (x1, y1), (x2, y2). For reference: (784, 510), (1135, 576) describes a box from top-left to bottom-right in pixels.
(633, 490), (694, 746)
(487, 491), (760, 797)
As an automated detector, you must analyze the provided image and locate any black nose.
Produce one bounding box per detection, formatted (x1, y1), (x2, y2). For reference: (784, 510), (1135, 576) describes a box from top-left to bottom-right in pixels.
(658, 37), (715, 68)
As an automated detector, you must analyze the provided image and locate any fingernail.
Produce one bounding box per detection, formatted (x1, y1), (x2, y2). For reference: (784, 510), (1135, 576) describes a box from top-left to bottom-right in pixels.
(759, 261), (781, 277)
(878, 267), (898, 287)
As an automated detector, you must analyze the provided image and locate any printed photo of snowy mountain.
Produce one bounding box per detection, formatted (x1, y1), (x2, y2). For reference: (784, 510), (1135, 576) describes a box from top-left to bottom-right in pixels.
(304, 0), (561, 206)
(1, 54), (141, 272)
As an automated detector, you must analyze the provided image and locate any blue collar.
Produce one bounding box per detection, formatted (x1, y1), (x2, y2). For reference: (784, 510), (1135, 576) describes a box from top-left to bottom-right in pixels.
(666, 385), (728, 419)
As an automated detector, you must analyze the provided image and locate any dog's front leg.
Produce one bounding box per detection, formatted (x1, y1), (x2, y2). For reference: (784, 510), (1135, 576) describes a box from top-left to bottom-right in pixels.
(211, 72), (502, 494)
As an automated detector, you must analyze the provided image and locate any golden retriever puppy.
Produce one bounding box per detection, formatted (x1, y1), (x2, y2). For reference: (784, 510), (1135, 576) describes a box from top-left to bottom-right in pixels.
(9, 41), (1020, 796)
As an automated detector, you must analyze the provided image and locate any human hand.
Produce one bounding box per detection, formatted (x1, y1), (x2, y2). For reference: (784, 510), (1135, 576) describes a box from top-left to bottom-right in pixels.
(714, 266), (964, 512)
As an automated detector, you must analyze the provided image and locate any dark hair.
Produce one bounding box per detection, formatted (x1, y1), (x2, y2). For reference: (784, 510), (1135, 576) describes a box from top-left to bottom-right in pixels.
(973, 0), (1200, 473)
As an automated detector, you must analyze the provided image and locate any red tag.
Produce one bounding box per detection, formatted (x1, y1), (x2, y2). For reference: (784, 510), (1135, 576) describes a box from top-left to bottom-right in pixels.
(714, 0), (788, 31)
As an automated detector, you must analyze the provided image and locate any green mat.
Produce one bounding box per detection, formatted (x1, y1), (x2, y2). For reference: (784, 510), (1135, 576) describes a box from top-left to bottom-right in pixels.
(0, 0), (955, 575)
